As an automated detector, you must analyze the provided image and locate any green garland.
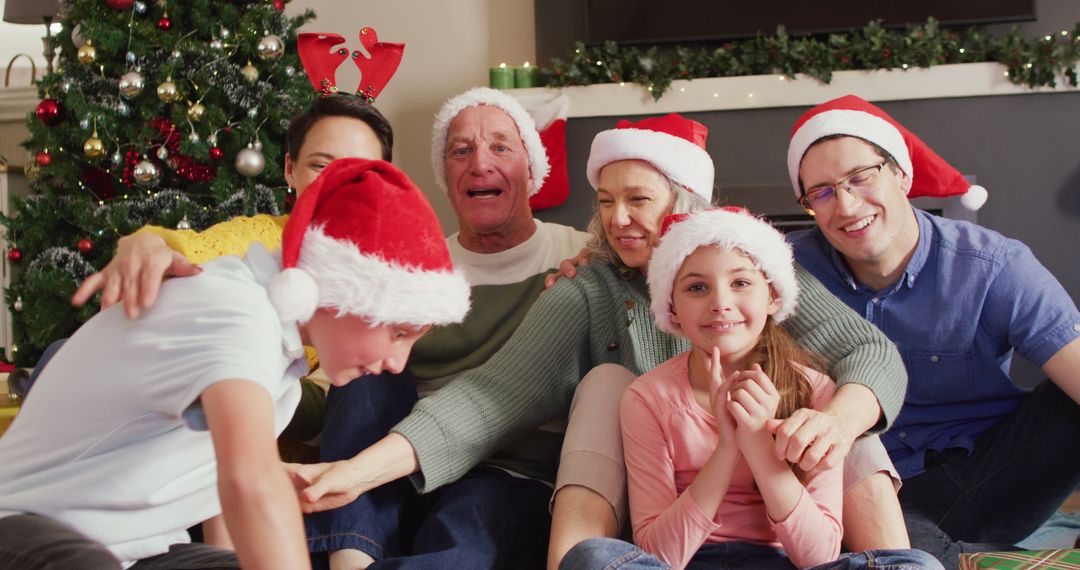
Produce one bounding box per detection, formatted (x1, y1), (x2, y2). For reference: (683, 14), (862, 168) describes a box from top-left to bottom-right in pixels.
(544, 18), (1080, 100)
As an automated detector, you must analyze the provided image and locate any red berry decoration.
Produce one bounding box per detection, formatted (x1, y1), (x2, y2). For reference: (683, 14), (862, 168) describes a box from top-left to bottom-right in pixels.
(157, 17), (172, 31)
(36, 150), (52, 167)
(77, 238), (94, 254)
(209, 147), (224, 161)
(6, 248), (22, 262)
(35, 99), (64, 126)
(105, 0), (135, 9)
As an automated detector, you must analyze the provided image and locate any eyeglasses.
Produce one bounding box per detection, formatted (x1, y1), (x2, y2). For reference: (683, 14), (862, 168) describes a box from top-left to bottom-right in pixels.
(798, 161), (890, 214)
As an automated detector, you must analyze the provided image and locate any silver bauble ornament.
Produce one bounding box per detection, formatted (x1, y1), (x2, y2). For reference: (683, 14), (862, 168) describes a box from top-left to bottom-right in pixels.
(156, 78), (180, 103)
(156, 146), (169, 160)
(220, 27), (231, 40)
(119, 70), (145, 98)
(79, 118), (90, 130)
(284, 65), (295, 77)
(188, 132), (200, 143)
(240, 62), (259, 83)
(133, 1), (146, 14)
(256, 34), (284, 60)
(176, 216), (191, 230)
(171, 49), (182, 60)
(132, 160), (161, 187)
(126, 51), (137, 64)
(13, 296), (23, 312)
(235, 146), (265, 177)
(118, 102), (131, 117)
(112, 151), (123, 165)
(209, 39), (223, 50)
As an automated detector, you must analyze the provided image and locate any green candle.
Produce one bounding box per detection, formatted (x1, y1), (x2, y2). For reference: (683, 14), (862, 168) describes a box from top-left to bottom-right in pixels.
(514, 62), (539, 88)
(489, 63), (514, 89)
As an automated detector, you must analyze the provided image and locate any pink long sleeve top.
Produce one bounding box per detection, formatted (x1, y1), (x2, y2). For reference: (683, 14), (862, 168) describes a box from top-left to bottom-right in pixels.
(620, 352), (843, 570)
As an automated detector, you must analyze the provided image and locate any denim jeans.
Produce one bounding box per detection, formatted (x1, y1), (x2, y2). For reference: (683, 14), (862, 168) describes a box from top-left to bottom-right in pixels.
(560, 537), (943, 570)
(305, 370), (552, 570)
(0, 513), (239, 570)
(899, 380), (1080, 570)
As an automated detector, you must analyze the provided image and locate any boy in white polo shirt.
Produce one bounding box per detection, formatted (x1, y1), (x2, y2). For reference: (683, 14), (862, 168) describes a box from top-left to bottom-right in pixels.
(0, 158), (470, 569)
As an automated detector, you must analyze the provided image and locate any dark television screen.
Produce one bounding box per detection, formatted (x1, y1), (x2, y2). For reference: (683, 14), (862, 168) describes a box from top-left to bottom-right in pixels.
(585, 0), (1037, 45)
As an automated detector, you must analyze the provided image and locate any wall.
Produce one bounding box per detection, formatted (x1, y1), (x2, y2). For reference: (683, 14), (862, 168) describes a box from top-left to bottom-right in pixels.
(288, 0), (536, 233)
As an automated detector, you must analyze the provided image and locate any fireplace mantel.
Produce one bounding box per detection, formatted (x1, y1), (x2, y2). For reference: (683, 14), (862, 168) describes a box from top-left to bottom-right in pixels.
(509, 62), (1080, 118)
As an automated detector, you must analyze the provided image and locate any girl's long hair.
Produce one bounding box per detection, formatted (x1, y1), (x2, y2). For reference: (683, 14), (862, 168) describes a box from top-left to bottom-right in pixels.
(746, 314), (825, 481)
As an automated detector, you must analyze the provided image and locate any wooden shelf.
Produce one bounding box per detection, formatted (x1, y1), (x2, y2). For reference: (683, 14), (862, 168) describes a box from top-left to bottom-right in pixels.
(507, 62), (1080, 118)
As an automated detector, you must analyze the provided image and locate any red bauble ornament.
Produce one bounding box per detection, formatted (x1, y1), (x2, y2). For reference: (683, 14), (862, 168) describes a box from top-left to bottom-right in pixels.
(209, 147), (224, 160)
(6, 248), (22, 262)
(35, 99), (64, 126)
(36, 150), (52, 167)
(77, 238), (94, 254)
(157, 17), (172, 30)
(105, 0), (135, 10)
(273, 0), (284, 11)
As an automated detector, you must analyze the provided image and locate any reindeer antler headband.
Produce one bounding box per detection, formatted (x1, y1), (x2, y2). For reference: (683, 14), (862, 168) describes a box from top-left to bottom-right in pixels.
(298, 27), (404, 102)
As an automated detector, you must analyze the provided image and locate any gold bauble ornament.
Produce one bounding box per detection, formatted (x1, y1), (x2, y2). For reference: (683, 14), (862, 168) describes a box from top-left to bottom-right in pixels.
(187, 102), (207, 121)
(77, 41), (97, 65)
(83, 135), (105, 158)
(240, 61), (259, 83)
(156, 78), (180, 103)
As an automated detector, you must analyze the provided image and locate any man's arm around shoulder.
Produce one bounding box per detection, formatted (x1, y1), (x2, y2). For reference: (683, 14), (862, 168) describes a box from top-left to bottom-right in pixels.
(203, 380), (310, 569)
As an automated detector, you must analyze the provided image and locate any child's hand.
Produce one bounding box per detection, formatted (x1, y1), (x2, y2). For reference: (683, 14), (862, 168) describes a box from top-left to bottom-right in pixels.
(704, 347), (737, 443)
(728, 363), (781, 439)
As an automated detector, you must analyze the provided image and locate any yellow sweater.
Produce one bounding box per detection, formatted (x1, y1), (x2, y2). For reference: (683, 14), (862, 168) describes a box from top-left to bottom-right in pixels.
(136, 214), (289, 265)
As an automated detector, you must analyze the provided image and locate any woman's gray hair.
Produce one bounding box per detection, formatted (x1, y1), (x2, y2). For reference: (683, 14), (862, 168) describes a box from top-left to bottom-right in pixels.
(585, 177), (712, 272)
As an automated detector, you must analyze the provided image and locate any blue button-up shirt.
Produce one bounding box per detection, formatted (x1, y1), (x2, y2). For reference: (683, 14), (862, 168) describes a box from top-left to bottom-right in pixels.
(789, 208), (1080, 478)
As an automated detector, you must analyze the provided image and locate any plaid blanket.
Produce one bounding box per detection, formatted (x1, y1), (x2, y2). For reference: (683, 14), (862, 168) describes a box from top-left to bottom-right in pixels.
(960, 549), (1080, 569)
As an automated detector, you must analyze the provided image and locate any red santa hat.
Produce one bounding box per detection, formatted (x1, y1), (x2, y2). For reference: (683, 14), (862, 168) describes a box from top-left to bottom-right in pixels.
(268, 158), (470, 326)
(787, 94), (987, 210)
(430, 86), (550, 196)
(586, 113), (714, 202)
(648, 207), (799, 335)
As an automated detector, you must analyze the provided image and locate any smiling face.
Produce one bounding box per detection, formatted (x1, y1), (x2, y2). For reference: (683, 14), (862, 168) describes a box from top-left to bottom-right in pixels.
(284, 115), (383, 194)
(596, 160), (676, 271)
(798, 136), (918, 280)
(301, 309), (430, 386)
(443, 105), (534, 243)
(670, 245), (781, 369)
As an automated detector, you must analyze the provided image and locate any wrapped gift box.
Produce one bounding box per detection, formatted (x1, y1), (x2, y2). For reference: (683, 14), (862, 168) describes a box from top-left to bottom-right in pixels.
(960, 549), (1080, 569)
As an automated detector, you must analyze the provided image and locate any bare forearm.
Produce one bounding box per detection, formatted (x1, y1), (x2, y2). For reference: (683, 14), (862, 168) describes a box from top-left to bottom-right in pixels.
(219, 467), (310, 569)
(1044, 337), (1080, 405)
(822, 383), (881, 440)
(349, 432), (419, 495)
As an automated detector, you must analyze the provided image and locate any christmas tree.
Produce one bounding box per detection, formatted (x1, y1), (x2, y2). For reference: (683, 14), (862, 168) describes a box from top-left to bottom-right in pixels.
(2, 0), (315, 365)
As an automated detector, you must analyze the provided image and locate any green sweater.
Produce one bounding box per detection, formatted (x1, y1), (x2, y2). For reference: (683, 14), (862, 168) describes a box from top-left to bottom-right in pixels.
(394, 262), (907, 492)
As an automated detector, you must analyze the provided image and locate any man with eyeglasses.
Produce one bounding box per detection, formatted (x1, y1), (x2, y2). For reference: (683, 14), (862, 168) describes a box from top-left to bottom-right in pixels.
(785, 95), (1080, 568)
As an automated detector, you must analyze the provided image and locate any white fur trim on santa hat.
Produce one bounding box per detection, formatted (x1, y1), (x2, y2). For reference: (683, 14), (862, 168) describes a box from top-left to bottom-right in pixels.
(268, 267), (321, 324)
(647, 210), (799, 336)
(961, 184), (988, 210)
(430, 87), (550, 196)
(587, 128), (714, 202)
(787, 109), (913, 199)
(272, 226), (471, 326)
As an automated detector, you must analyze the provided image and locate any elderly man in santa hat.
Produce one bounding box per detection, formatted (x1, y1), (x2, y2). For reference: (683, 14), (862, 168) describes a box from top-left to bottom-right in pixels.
(785, 95), (1080, 568)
